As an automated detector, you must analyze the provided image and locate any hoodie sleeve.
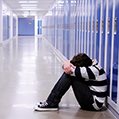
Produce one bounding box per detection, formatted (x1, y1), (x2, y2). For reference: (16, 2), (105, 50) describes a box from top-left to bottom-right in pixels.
(74, 65), (100, 80)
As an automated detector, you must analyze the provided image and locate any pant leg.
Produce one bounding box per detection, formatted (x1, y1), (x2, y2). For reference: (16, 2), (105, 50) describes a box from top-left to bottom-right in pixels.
(46, 72), (95, 110)
(46, 73), (72, 106)
(71, 78), (95, 110)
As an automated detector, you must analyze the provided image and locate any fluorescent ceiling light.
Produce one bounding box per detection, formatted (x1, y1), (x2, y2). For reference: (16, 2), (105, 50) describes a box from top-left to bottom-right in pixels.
(28, 1), (38, 3)
(21, 7), (37, 9)
(57, 1), (64, 4)
(22, 11), (37, 17)
(71, 1), (76, 3)
(19, 1), (38, 3)
(20, 4), (37, 7)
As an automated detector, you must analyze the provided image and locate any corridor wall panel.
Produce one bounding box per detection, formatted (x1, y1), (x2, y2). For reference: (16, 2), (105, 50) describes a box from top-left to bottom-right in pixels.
(3, 15), (10, 40)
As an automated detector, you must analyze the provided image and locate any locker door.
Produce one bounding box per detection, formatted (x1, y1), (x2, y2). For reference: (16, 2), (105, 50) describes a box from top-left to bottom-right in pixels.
(52, 9), (55, 46)
(104, 0), (113, 97)
(116, 0), (119, 106)
(99, 0), (106, 68)
(83, 0), (87, 53)
(69, 0), (75, 58)
(57, 4), (62, 51)
(78, 0), (81, 53)
(111, 0), (119, 103)
(93, 0), (98, 58)
(89, 0), (93, 58)
(63, 0), (70, 58)
(86, 0), (90, 56)
(13, 17), (16, 36)
(75, 0), (80, 54)
(80, 0), (84, 53)
(85, 0), (88, 55)
(63, 1), (65, 56)
(56, 5), (58, 50)
(80, 0), (83, 52)
(59, 5), (64, 54)
(96, 0), (101, 61)
(91, 0), (95, 58)
(38, 20), (42, 35)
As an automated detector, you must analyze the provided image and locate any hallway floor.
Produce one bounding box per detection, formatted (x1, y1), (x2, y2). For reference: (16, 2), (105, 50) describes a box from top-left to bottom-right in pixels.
(0, 36), (116, 119)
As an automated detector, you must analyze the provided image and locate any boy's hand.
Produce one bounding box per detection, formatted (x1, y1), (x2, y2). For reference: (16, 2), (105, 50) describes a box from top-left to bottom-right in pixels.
(63, 61), (75, 74)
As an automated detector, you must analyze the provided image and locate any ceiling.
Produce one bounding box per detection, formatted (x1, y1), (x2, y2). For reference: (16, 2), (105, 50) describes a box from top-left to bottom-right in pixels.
(3, 0), (56, 17)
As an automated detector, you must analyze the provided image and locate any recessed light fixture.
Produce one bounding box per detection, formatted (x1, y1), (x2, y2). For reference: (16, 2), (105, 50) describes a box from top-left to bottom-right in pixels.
(19, 1), (38, 4)
(20, 4), (37, 7)
(21, 6), (37, 10)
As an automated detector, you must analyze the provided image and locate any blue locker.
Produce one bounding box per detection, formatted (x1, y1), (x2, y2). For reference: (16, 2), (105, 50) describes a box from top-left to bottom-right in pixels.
(96, 0), (101, 61)
(86, 0), (90, 56)
(3, 15), (10, 40)
(76, 0), (80, 53)
(57, 6), (64, 53)
(52, 8), (56, 47)
(55, 7), (58, 49)
(13, 17), (16, 36)
(38, 20), (42, 35)
(79, 0), (81, 53)
(93, 0), (98, 59)
(69, 0), (75, 57)
(85, 0), (88, 55)
(63, 0), (70, 58)
(79, 0), (82, 53)
(83, 0), (87, 54)
(106, 0), (113, 97)
(75, 0), (79, 54)
(80, 0), (83, 53)
(82, 0), (84, 53)
(90, 0), (95, 58)
(89, 0), (92, 57)
(90, 0), (93, 57)
(111, 0), (119, 103)
(99, 0), (106, 68)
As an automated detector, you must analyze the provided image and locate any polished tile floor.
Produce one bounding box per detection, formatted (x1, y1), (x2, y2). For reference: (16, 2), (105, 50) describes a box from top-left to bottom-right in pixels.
(0, 36), (116, 119)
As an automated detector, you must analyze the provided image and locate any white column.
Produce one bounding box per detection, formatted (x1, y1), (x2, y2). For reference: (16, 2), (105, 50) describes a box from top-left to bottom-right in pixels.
(35, 15), (38, 36)
(10, 11), (13, 38)
(0, 0), (3, 45)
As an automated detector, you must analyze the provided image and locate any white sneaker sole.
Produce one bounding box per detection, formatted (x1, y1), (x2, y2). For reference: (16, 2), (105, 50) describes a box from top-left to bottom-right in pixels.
(34, 103), (58, 112)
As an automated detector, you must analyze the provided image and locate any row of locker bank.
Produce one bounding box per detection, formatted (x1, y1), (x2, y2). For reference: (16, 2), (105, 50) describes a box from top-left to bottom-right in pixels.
(0, 0), (118, 117)
(42, 0), (119, 115)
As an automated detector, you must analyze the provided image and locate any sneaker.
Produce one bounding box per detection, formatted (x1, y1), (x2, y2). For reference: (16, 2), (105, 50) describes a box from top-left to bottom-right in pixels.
(34, 101), (58, 111)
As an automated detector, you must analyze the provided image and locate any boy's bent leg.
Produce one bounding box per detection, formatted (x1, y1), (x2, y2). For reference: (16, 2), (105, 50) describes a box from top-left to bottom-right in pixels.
(71, 79), (95, 111)
(46, 73), (72, 106)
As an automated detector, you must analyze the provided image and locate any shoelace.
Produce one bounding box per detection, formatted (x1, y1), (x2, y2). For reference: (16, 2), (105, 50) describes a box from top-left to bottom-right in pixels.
(39, 101), (48, 107)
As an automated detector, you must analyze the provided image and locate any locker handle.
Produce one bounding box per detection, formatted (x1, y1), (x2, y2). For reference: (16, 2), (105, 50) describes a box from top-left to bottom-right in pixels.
(107, 18), (110, 34)
(96, 20), (98, 33)
(114, 17), (117, 35)
(101, 20), (104, 34)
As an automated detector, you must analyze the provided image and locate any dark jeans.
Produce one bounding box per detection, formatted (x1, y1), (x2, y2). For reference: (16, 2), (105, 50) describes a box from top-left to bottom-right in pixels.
(46, 73), (95, 111)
